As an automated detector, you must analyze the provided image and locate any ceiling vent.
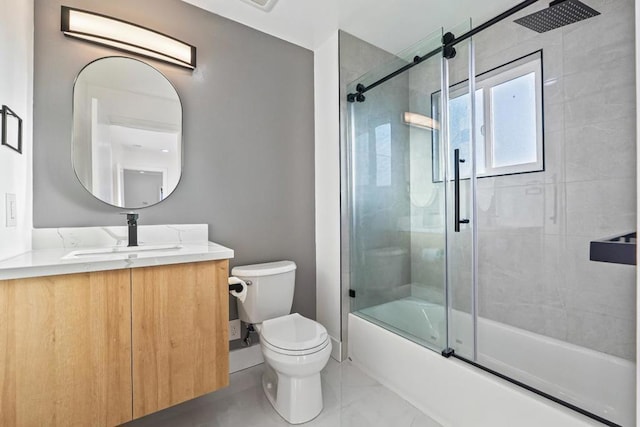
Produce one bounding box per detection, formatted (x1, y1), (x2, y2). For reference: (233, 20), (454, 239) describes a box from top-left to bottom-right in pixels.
(240, 0), (278, 12)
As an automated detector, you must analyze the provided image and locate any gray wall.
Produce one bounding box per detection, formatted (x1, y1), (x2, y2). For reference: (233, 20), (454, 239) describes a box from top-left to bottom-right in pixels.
(33, 0), (316, 321)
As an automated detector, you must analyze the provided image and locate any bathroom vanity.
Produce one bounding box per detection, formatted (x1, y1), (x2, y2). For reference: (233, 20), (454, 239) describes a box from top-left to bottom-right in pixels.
(0, 226), (233, 427)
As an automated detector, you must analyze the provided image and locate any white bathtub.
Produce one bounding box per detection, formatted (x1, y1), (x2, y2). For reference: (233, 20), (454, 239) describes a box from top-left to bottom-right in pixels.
(358, 297), (446, 347)
(352, 298), (635, 427)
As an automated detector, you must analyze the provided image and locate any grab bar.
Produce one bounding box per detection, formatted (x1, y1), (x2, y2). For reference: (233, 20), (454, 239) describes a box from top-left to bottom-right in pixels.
(454, 148), (470, 232)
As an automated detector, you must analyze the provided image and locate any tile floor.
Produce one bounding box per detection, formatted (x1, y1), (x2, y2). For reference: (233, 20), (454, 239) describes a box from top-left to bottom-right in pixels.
(123, 359), (442, 427)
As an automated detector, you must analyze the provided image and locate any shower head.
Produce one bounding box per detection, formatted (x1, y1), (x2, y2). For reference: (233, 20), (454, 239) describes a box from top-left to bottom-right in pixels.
(514, 0), (600, 33)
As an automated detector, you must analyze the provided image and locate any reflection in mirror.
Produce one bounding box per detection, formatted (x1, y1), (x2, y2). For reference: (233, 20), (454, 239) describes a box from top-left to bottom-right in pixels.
(72, 56), (182, 208)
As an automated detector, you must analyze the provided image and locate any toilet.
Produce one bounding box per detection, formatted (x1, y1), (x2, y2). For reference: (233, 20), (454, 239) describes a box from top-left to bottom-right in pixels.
(232, 260), (332, 425)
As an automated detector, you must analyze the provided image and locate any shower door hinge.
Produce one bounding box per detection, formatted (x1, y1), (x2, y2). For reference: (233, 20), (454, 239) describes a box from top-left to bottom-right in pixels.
(349, 289), (356, 298)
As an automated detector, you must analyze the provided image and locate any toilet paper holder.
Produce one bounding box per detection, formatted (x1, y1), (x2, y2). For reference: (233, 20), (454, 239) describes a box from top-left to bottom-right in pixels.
(229, 279), (252, 292)
(229, 283), (243, 292)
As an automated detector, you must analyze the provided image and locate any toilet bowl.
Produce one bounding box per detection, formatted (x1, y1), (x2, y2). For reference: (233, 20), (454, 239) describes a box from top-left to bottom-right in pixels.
(259, 313), (332, 424)
(231, 261), (332, 424)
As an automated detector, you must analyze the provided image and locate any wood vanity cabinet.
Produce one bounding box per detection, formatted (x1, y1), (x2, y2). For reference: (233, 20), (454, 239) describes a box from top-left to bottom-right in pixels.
(131, 261), (229, 418)
(0, 260), (229, 427)
(0, 269), (133, 427)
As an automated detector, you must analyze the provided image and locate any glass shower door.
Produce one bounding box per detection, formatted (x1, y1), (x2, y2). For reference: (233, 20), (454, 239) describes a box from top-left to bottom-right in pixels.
(347, 29), (449, 352)
(345, 1), (635, 424)
(440, 20), (477, 360)
(444, 6), (636, 425)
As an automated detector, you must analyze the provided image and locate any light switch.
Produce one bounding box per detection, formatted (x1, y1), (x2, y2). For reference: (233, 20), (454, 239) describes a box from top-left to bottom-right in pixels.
(6, 193), (16, 227)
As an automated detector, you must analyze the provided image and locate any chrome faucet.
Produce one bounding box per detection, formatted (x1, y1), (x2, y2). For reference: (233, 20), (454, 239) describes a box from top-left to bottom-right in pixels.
(125, 213), (139, 247)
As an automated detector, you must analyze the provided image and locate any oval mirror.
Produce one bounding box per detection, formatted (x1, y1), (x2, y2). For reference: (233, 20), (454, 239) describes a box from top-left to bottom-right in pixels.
(72, 57), (182, 209)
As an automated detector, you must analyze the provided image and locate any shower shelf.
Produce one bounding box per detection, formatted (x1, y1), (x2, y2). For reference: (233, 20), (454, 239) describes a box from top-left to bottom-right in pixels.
(589, 232), (636, 266)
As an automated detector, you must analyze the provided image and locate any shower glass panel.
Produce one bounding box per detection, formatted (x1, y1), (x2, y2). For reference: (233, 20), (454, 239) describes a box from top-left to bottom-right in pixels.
(344, 1), (635, 423)
(348, 29), (448, 352)
(465, 2), (636, 425)
(440, 20), (477, 360)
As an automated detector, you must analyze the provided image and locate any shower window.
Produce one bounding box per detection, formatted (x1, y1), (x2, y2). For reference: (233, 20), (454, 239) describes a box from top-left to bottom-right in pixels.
(355, 132), (370, 186)
(432, 51), (543, 180)
(444, 88), (486, 179)
(352, 120), (393, 188)
(374, 123), (392, 187)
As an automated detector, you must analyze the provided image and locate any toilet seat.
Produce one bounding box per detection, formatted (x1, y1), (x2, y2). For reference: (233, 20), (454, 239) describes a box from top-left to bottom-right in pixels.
(261, 313), (329, 355)
(262, 335), (330, 356)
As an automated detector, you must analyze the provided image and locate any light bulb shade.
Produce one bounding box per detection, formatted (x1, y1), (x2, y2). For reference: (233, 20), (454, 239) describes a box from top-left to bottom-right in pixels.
(61, 6), (196, 70)
(402, 112), (439, 131)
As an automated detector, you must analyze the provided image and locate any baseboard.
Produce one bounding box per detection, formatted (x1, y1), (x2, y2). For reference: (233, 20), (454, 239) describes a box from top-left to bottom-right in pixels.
(229, 344), (264, 373)
(329, 335), (342, 361)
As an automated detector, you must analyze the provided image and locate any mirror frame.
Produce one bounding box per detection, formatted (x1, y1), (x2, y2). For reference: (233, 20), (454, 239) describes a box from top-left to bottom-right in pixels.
(71, 56), (184, 209)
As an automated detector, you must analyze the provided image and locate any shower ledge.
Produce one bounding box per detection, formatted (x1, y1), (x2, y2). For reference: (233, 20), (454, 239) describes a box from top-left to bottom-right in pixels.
(589, 232), (636, 266)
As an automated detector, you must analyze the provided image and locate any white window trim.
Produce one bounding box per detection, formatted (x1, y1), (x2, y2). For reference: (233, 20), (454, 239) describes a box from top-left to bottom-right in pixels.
(480, 57), (543, 176)
(445, 52), (544, 179)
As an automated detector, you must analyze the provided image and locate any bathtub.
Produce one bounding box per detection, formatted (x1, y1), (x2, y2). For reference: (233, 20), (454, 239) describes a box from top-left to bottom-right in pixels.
(358, 297), (447, 348)
(352, 297), (635, 427)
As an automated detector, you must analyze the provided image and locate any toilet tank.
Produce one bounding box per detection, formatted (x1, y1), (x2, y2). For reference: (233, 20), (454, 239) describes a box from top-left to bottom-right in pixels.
(232, 260), (296, 325)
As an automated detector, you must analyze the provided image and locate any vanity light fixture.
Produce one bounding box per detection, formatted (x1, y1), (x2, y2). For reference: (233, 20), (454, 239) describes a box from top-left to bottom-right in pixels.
(61, 6), (197, 70)
(402, 112), (439, 131)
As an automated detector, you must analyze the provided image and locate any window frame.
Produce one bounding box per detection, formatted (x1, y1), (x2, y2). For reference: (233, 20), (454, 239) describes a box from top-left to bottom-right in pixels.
(431, 50), (545, 182)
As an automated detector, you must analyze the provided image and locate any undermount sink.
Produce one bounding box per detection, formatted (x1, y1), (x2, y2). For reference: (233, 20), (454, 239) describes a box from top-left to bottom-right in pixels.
(62, 244), (183, 260)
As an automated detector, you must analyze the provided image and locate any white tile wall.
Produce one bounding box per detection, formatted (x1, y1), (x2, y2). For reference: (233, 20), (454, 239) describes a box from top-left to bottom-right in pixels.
(469, 0), (636, 361)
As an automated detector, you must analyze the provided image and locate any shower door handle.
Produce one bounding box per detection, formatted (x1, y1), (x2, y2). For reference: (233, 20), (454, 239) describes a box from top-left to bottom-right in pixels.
(454, 149), (469, 232)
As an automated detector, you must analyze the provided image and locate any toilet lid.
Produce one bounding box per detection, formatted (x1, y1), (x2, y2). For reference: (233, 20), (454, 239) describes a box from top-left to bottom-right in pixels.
(261, 313), (328, 352)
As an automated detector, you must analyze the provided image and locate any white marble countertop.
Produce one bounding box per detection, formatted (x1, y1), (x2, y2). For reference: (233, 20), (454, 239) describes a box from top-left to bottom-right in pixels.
(0, 224), (234, 280)
(0, 242), (234, 280)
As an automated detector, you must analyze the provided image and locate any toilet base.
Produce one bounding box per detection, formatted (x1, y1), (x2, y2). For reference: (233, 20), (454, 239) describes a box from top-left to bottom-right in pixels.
(262, 363), (323, 424)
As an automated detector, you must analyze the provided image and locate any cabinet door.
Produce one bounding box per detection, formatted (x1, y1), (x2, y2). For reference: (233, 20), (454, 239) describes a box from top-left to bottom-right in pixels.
(131, 260), (229, 418)
(0, 270), (132, 427)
